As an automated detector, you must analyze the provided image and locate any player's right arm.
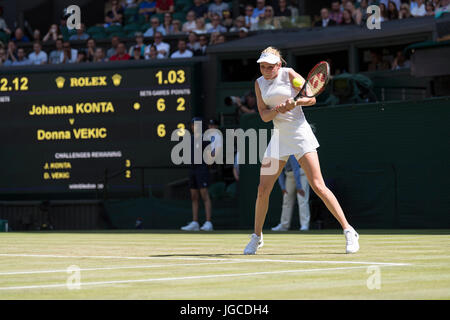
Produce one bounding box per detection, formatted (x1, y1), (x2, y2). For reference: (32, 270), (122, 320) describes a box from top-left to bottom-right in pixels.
(255, 80), (285, 123)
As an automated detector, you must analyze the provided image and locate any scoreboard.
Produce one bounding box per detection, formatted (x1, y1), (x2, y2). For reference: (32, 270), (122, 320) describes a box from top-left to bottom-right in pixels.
(0, 62), (198, 195)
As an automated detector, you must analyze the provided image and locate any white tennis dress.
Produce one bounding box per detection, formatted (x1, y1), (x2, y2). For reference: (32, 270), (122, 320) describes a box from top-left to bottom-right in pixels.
(257, 67), (320, 161)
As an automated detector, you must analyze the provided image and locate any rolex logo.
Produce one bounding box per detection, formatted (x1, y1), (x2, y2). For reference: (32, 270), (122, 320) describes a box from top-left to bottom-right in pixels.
(55, 76), (65, 89)
(112, 74), (122, 87)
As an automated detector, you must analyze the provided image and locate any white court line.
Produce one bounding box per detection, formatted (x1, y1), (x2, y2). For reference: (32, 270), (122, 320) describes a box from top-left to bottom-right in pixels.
(0, 261), (245, 276)
(0, 265), (382, 291)
(0, 253), (411, 266)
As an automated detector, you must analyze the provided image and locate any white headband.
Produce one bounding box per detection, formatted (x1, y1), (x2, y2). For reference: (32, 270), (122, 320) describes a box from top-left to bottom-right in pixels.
(257, 52), (280, 64)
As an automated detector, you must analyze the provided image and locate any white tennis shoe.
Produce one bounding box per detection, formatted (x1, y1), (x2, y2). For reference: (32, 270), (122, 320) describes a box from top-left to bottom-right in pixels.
(344, 227), (360, 253)
(181, 221), (200, 231)
(200, 221), (213, 231)
(243, 233), (264, 255)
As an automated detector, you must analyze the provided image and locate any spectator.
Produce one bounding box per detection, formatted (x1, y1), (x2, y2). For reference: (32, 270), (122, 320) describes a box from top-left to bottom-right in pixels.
(230, 16), (246, 32)
(367, 51), (390, 71)
(180, 117), (214, 232)
(436, 0), (450, 15)
(425, 1), (435, 15)
(43, 24), (61, 42)
(253, 0), (266, 19)
(207, 13), (227, 33)
(314, 8), (337, 27)
(238, 27), (249, 38)
(216, 34), (226, 44)
(189, 0), (208, 18)
(345, 1), (363, 24)
(172, 19), (183, 34)
(59, 14), (70, 41)
(124, 0), (139, 9)
(387, 1), (400, 20)
(0, 47), (7, 66)
(144, 16), (166, 36)
(128, 32), (146, 57)
(380, 3), (389, 21)
(12, 28), (30, 43)
(399, 3), (412, 18)
(357, 0), (370, 24)
(244, 5), (259, 30)
(48, 38), (64, 64)
(156, 0), (174, 14)
(193, 17), (208, 34)
(76, 51), (87, 63)
(162, 13), (175, 34)
(187, 32), (201, 52)
(411, 0), (427, 16)
(105, 0), (124, 26)
(106, 36), (120, 58)
(61, 41), (78, 63)
(254, 6), (281, 30)
(33, 29), (41, 42)
(271, 155), (310, 231)
(275, 0), (291, 17)
(28, 41), (48, 65)
(183, 10), (197, 33)
(209, 31), (220, 45)
(6, 40), (17, 62)
(145, 31), (170, 58)
(340, 9), (355, 25)
(171, 39), (193, 58)
(194, 34), (208, 56)
(0, 7), (11, 35)
(139, 0), (157, 22)
(11, 48), (30, 66)
(330, 0), (343, 24)
(391, 50), (410, 70)
(130, 45), (144, 60)
(146, 44), (158, 59)
(380, 0), (401, 12)
(93, 47), (108, 62)
(110, 42), (131, 61)
(236, 91), (257, 115)
(208, 0), (230, 19)
(69, 23), (89, 41)
(85, 38), (96, 62)
(221, 10), (233, 30)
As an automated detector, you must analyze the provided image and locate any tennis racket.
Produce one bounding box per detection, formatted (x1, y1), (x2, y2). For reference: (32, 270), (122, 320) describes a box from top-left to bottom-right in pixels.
(294, 61), (330, 100)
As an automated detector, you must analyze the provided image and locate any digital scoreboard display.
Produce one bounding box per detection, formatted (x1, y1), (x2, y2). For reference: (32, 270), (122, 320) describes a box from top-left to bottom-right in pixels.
(0, 63), (196, 194)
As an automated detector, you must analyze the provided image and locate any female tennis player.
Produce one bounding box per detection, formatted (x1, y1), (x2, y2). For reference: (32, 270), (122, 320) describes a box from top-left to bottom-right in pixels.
(243, 47), (359, 254)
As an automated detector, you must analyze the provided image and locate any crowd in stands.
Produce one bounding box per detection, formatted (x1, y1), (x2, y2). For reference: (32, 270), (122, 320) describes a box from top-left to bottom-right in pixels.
(314, 0), (450, 27)
(0, 0), (448, 67)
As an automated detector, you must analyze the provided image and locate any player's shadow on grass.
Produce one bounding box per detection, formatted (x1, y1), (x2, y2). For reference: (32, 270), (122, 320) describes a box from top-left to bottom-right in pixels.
(148, 252), (347, 257)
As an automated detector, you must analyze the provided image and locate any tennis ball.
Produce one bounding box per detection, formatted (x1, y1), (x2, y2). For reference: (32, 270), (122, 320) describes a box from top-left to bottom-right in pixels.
(293, 77), (303, 88)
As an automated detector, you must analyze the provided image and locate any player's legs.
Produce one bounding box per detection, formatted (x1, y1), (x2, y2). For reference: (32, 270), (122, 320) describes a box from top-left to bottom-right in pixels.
(190, 189), (200, 222)
(297, 169), (311, 230)
(297, 151), (350, 230)
(199, 188), (212, 222)
(279, 172), (296, 229)
(254, 157), (287, 236)
(298, 151), (359, 253)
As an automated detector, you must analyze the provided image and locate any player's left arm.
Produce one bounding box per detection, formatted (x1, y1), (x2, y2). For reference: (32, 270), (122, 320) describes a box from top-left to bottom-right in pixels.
(287, 68), (316, 107)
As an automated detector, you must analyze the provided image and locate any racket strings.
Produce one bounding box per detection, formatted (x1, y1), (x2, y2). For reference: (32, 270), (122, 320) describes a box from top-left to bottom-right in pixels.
(306, 63), (328, 96)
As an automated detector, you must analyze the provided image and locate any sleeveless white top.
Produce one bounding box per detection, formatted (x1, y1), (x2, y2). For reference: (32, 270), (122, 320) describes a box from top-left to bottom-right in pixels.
(257, 67), (319, 159)
(257, 67), (307, 132)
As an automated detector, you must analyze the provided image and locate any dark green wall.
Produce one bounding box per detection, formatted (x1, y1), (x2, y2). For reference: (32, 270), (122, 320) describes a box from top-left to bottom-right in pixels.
(238, 97), (450, 229)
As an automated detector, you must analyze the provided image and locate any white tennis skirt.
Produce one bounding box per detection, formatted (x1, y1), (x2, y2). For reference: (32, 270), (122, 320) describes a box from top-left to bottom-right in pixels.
(263, 121), (320, 162)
